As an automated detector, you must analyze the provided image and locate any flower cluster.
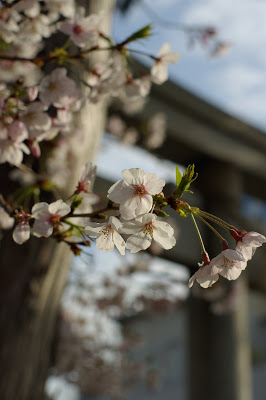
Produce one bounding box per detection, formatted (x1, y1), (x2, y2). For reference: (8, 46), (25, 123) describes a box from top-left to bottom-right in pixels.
(1, 161), (265, 290)
(4, 166), (176, 254)
(0, 3), (264, 292)
(0, 0), (178, 168)
(188, 233), (265, 289)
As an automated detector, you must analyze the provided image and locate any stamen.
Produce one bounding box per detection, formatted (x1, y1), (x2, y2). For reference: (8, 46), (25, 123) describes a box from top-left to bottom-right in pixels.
(133, 184), (147, 197)
(143, 222), (153, 237)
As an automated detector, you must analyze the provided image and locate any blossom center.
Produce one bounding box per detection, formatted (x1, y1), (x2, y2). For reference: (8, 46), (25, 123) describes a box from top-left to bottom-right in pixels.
(143, 222), (153, 237)
(101, 225), (112, 238)
(133, 184), (147, 197)
(222, 256), (236, 268)
(50, 214), (61, 225)
(49, 82), (57, 92)
(77, 181), (88, 193)
(73, 24), (83, 35)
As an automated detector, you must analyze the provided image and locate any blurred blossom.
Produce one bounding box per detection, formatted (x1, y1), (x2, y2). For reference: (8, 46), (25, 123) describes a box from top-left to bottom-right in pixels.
(121, 127), (139, 146)
(107, 115), (126, 138)
(144, 112), (167, 149)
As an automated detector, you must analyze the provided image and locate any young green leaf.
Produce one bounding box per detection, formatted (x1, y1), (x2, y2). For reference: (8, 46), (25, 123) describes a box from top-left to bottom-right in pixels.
(172, 164), (198, 199)
(176, 165), (182, 187)
(122, 24), (152, 45)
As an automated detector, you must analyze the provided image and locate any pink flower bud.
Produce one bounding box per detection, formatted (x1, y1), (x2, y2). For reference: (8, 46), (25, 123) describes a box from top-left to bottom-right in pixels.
(26, 86), (38, 101)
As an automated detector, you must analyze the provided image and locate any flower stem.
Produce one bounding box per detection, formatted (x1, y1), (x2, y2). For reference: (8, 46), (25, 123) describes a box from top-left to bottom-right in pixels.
(190, 212), (207, 254)
(198, 210), (236, 231)
(127, 48), (157, 59)
(195, 213), (227, 243)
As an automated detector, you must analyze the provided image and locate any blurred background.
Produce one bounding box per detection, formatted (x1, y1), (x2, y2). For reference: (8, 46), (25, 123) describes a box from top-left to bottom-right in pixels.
(42, 0), (266, 399)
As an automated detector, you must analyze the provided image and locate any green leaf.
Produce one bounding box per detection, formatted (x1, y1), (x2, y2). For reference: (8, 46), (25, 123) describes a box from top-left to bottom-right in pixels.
(122, 24), (152, 45)
(172, 164), (198, 199)
(176, 166), (182, 187)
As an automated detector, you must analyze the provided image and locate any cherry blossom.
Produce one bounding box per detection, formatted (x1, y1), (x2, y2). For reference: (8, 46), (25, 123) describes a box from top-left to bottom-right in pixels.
(107, 168), (165, 220)
(86, 61), (114, 88)
(13, 0), (41, 18)
(45, 0), (75, 19)
(20, 102), (51, 132)
(77, 162), (97, 193)
(31, 200), (71, 238)
(60, 14), (102, 47)
(122, 76), (151, 100)
(151, 43), (179, 84)
(188, 263), (219, 288)
(0, 206), (14, 230)
(0, 121), (30, 165)
(121, 213), (176, 253)
(13, 221), (30, 244)
(210, 249), (247, 281)
(19, 14), (54, 44)
(26, 86), (38, 101)
(236, 231), (266, 261)
(39, 68), (80, 108)
(85, 217), (126, 255)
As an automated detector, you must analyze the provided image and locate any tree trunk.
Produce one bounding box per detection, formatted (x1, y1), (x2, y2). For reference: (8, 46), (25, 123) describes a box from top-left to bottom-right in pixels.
(0, 1), (115, 399)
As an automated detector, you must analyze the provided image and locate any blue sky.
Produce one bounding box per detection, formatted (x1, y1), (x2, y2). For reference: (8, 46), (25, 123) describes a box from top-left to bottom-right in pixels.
(113, 0), (266, 130)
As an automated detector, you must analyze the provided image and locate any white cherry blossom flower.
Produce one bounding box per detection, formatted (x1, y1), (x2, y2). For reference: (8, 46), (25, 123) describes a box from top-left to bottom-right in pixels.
(77, 162), (97, 193)
(39, 68), (80, 108)
(45, 0), (75, 18)
(210, 249), (247, 281)
(26, 86), (38, 101)
(122, 76), (151, 100)
(86, 60), (114, 88)
(236, 231), (266, 261)
(12, 211), (32, 244)
(0, 121), (30, 165)
(13, 221), (30, 244)
(188, 263), (219, 288)
(60, 14), (102, 47)
(31, 200), (71, 238)
(0, 206), (14, 230)
(121, 213), (176, 253)
(151, 43), (179, 84)
(19, 14), (54, 43)
(107, 168), (165, 220)
(85, 216), (126, 255)
(14, 0), (41, 18)
(20, 102), (51, 132)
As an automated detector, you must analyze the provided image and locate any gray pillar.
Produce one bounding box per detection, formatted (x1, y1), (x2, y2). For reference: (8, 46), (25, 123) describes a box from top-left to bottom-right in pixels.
(188, 159), (252, 400)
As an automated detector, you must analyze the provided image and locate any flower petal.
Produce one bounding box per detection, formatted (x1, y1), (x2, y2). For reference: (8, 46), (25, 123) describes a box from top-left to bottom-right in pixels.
(96, 232), (114, 252)
(48, 199), (71, 216)
(222, 249), (245, 262)
(122, 168), (145, 185)
(126, 233), (152, 253)
(31, 202), (49, 218)
(143, 173), (165, 195)
(107, 180), (133, 203)
(219, 267), (242, 281)
(113, 230), (126, 255)
(153, 229), (176, 250)
(13, 223), (30, 244)
(32, 220), (53, 237)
